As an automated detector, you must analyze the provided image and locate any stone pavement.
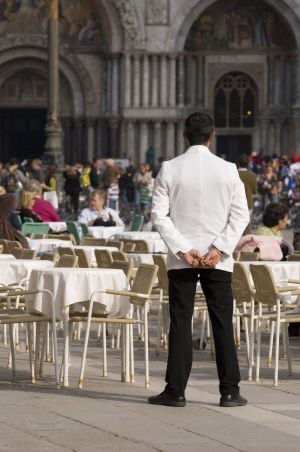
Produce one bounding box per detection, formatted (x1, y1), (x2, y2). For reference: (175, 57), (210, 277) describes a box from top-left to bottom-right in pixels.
(1, 318), (300, 451)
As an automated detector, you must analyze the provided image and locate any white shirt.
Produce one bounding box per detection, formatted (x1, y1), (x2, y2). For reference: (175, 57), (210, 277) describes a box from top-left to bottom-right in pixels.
(77, 207), (124, 227)
(151, 145), (249, 272)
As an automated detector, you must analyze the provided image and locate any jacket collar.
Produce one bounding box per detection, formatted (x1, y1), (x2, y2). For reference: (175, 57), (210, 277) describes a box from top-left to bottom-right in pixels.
(186, 145), (211, 154)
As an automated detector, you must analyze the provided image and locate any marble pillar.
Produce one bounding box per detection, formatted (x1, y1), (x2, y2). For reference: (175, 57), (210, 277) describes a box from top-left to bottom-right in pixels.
(177, 55), (185, 107)
(127, 121), (135, 160)
(197, 55), (204, 107)
(106, 58), (112, 113)
(111, 57), (119, 114)
(153, 121), (162, 160)
(140, 121), (149, 163)
(109, 119), (119, 157)
(176, 120), (185, 156)
(260, 118), (269, 154)
(169, 55), (176, 107)
(142, 55), (149, 108)
(133, 54), (140, 108)
(166, 122), (175, 160)
(267, 56), (275, 107)
(274, 120), (283, 154)
(160, 55), (168, 107)
(151, 55), (159, 107)
(124, 54), (132, 108)
(86, 118), (96, 161)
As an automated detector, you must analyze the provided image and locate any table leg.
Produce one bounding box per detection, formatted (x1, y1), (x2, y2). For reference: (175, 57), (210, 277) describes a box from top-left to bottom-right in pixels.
(63, 306), (69, 387)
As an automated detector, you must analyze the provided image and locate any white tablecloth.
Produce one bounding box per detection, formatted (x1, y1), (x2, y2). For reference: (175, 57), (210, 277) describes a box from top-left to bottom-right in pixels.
(45, 222), (67, 233)
(117, 232), (168, 253)
(0, 254), (16, 260)
(88, 226), (125, 239)
(0, 259), (54, 285)
(28, 239), (73, 253)
(28, 267), (130, 319)
(59, 245), (118, 265)
(127, 253), (155, 268)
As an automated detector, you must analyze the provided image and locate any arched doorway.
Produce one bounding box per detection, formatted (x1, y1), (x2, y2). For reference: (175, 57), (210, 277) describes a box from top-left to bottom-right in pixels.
(214, 72), (257, 161)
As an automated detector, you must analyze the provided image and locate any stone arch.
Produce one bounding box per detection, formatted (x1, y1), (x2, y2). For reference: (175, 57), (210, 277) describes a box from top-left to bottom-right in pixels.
(167, 0), (300, 52)
(0, 37), (98, 117)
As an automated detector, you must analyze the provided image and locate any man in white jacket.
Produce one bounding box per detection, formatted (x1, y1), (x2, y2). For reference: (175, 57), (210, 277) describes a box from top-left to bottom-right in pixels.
(149, 112), (249, 408)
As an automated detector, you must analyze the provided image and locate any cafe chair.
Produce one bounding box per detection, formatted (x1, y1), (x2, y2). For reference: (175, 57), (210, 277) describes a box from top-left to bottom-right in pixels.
(78, 263), (158, 389)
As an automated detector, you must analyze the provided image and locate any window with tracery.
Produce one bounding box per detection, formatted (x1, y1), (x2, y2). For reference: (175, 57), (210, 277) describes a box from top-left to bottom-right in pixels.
(214, 72), (256, 128)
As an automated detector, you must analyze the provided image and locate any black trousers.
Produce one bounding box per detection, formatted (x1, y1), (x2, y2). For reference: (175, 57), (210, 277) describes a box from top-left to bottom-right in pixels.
(165, 268), (240, 397)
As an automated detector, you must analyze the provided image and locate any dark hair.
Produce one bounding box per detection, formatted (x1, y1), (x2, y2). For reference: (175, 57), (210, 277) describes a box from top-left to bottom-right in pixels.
(184, 112), (214, 145)
(237, 154), (249, 168)
(8, 157), (19, 166)
(263, 202), (288, 228)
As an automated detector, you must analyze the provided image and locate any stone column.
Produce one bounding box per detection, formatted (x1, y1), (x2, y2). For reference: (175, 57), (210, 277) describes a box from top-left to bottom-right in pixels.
(166, 121), (175, 160)
(169, 55), (176, 107)
(160, 55), (168, 107)
(127, 121), (135, 160)
(109, 119), (119, 157)
(133, 54), (140, 108)
(142, 54), (149, 107)
(86, 118), (96, 161)
(176, 120), (185, 155)
(274, 119), (283, 154)
(124, 54), (132, 108)
(111, 56), (119, 114)
(120, 120), (126, 157)
(279, 55), (285, 106)
(151, 55), (159, 107)
(96, 118), (103, 157)
(267, 55), (275, 107)
(177, 55), (185, 107)
(73, 118), (84, 162)
(44, 0), (63, 171)
(106, 57), (112, 113)
(295, 54), (300, 106)
(139, 121), (149, 163)
(260, 118), (269, 154)
(197, 55), (204, 107)
(153, 121), (162, 160)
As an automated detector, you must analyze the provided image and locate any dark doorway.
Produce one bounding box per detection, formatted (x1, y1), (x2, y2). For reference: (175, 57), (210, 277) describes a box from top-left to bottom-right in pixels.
(216, 135), (252, 163)
(0, 108), (47, 162)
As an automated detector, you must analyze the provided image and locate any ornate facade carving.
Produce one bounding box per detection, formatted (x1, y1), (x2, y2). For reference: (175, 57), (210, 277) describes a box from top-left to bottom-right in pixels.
(113, 0), (144, 49)
(146, 0), (169, 25)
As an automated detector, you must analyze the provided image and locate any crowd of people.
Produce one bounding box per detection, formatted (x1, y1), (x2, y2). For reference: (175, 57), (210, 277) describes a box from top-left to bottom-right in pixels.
(0, 150), (300, 241)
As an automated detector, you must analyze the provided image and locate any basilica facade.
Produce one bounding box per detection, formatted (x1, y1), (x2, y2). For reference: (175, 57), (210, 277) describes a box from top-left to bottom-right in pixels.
(0, 0), (300, 164)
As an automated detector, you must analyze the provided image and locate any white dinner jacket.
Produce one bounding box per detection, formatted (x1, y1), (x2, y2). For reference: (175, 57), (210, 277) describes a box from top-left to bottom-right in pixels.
(151, 145), (249, 272)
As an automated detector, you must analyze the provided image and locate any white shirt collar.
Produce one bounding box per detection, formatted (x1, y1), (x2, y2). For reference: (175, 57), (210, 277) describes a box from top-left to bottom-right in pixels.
(186, 145), (211, 154)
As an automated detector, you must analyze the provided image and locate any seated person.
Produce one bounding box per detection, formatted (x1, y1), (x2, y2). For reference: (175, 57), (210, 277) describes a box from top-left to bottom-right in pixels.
(256, 202), (291, 259)
(256, 202), (288, 237)
(0, 193), (29, 248)
(19, 190), (42, 223)
(25, 180), (61, 222)
(78, 189), (124, 227)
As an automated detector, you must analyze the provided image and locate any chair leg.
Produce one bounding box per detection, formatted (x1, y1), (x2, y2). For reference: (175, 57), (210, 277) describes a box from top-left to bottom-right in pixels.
(199, 310), (207, 351)
(63, 307), (70, 387)
(125, 323), (130, 382)
(8, 324), (16, 376)
(274, 315), (280, 387)
(284, 322), (292, 376)
(268, 321), (275, 367)
(256, 310), (262, 382)
(46, 322), (50, 362)
(102, 323), (107, 377)
(27, 323), (35, 383)
(35, 322), (41, 380)
(144, 302), (149, 389)
(129, 324), (135, 383)
(121, 324), (126, 382)
(78, 300), (94, 389)
(39, 323), (47, 378)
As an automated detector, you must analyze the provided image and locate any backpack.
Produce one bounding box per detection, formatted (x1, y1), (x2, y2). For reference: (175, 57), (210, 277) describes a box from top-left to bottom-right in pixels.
(6, 172), (18, 193)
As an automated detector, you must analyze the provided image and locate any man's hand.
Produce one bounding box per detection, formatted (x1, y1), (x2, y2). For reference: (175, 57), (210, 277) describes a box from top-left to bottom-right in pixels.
(201, 248), (222, 268)
(180, 249), (203, 267)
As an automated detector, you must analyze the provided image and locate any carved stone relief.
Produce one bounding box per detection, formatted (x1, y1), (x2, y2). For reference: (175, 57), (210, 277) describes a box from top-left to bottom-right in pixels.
(113, 0), (144, 49)
(146, 0), (169, 25)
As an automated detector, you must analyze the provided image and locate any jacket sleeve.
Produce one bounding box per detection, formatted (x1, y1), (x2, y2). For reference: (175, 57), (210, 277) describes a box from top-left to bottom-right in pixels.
(151, 162), (192, 257)
(213, 166), (250, 256)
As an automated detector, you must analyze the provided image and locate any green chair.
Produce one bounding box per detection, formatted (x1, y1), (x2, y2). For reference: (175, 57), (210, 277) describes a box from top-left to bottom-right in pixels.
(21, 222), (50, 236)
(66, 221), (81, 245)
(130, 215), (144, 231)
(80, 223), (90, 237)
(23, 217), (34, 223)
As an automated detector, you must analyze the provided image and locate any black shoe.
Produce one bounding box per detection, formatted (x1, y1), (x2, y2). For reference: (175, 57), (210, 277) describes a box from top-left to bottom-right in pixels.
(148, 391), (186, 407)
(220, 393), (248, 407)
